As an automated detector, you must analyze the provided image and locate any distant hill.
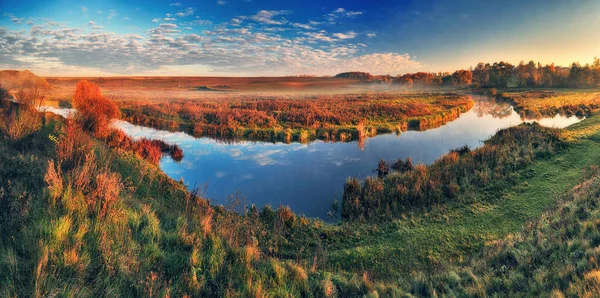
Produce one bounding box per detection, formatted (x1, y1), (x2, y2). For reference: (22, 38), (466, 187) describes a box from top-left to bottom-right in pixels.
(0, 70), (51, 90)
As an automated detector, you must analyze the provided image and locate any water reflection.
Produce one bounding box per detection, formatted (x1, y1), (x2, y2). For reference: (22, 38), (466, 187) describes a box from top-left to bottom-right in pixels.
(109, 96), (582, 218)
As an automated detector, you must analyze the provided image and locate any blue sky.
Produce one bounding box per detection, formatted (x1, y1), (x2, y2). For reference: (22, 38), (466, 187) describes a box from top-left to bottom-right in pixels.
(0, 0), (598, 76)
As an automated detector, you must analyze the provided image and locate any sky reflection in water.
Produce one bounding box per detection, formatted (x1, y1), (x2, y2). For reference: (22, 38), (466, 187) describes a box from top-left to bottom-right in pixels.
(114, 97), (582, 219)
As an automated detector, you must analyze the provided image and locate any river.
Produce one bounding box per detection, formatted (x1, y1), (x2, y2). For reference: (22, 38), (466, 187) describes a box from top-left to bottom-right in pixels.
(42, 96), (583, 218)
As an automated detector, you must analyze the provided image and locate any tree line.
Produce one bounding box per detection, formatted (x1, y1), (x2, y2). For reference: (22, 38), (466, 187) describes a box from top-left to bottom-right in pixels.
(336, 57), (600, 88)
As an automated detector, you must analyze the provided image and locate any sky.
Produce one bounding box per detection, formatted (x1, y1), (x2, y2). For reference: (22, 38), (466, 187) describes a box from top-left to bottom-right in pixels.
(0, 0), (598, 76)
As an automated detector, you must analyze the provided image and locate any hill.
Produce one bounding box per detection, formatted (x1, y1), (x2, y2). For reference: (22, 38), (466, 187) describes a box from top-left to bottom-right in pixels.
(0, 70), (51, 91)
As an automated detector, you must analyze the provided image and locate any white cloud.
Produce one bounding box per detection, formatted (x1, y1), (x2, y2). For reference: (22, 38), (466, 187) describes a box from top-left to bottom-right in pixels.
(176, 7), (195, 17)
(303, 31), (335, 43)
(230, 18), (242, 26)
(217, 0), (227, 4)
(0, 11), (421, 76)
(107, 10), (118, 20)
(81, 7), (88, 13)
(183, 19), (212, 26)
(4, 13), (24, 24)
(367, 33), (376, 38)
(325, 8), (363, 22)
(292, 23), (314, 30)
(248, 10), (291, 25)
(169, 2), (182, 6)
(333, 31), (356, 40)
(88, 20), (103, 29)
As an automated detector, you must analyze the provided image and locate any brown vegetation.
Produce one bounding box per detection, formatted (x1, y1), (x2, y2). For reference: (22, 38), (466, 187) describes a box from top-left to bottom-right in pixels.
(45, 75), (358, 91)
(104, 129), (184, 164)
(119, 93), (474, 142)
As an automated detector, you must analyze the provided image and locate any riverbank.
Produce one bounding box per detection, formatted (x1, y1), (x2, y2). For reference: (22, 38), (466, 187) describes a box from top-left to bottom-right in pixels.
(480, 88), (600, 119)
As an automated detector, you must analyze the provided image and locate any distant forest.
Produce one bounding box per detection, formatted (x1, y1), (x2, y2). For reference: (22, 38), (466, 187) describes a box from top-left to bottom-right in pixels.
(335, 57), (600, 88)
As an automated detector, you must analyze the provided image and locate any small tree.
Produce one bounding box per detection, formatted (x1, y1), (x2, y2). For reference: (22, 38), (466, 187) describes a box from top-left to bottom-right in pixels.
(72, 80), (120, 137)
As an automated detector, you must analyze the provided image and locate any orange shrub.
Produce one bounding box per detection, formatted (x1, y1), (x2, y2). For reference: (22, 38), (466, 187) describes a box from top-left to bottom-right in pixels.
(72, 80), (120, 137)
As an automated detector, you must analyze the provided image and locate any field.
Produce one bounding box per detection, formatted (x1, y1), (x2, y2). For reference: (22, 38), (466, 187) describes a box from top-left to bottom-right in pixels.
(45, 76), (362, 92)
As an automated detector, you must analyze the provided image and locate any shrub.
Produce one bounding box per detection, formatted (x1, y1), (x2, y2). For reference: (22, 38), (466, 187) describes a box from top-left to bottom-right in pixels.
(72, 80), (120, 137)
(0, 107), (41, 140)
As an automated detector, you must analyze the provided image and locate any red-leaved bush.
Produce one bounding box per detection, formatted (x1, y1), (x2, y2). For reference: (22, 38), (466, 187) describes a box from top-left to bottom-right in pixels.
(104, 129), (184, 165)
(72, 80), (120, 138)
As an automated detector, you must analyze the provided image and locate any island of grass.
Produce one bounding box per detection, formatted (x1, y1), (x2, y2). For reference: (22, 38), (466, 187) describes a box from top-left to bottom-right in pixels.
(118, 92), (475, 143)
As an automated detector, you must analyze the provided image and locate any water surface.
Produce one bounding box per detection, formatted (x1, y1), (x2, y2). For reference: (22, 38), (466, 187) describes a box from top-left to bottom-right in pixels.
(111, 96), (582, 218)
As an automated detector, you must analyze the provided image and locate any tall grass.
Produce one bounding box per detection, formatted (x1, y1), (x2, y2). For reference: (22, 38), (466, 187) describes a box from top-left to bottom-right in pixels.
(342, 123), (566, 221)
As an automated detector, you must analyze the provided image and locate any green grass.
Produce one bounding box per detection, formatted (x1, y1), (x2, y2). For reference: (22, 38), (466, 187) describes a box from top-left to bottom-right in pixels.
(320, 112), (600, 281)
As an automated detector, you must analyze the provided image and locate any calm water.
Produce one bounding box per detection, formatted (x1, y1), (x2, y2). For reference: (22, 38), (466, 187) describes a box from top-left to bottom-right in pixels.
(107, 96), (582, 218)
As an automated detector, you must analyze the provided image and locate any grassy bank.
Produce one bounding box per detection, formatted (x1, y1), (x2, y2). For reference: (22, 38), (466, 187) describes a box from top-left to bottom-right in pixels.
(318, 111), (600, 283)
(496, 89), (600, 119)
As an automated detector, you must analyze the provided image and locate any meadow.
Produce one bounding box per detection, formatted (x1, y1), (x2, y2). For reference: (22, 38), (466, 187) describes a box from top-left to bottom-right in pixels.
(2, 71), (600, 296)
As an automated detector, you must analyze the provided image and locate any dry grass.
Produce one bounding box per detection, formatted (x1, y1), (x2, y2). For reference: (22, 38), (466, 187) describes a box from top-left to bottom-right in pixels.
(0, 107), (41, 140)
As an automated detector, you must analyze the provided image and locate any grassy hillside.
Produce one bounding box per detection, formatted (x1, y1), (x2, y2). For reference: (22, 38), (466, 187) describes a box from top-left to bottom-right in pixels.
(499, 89), (600, 119)
(0, 101), (402, 297)
(317, 113), (600, 284)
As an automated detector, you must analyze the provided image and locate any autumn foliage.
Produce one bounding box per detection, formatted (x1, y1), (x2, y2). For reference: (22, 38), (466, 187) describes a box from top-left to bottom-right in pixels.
(104, 129), (184, 165)
(120, 93), (474, 142)
(72, 80), (120, 137)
